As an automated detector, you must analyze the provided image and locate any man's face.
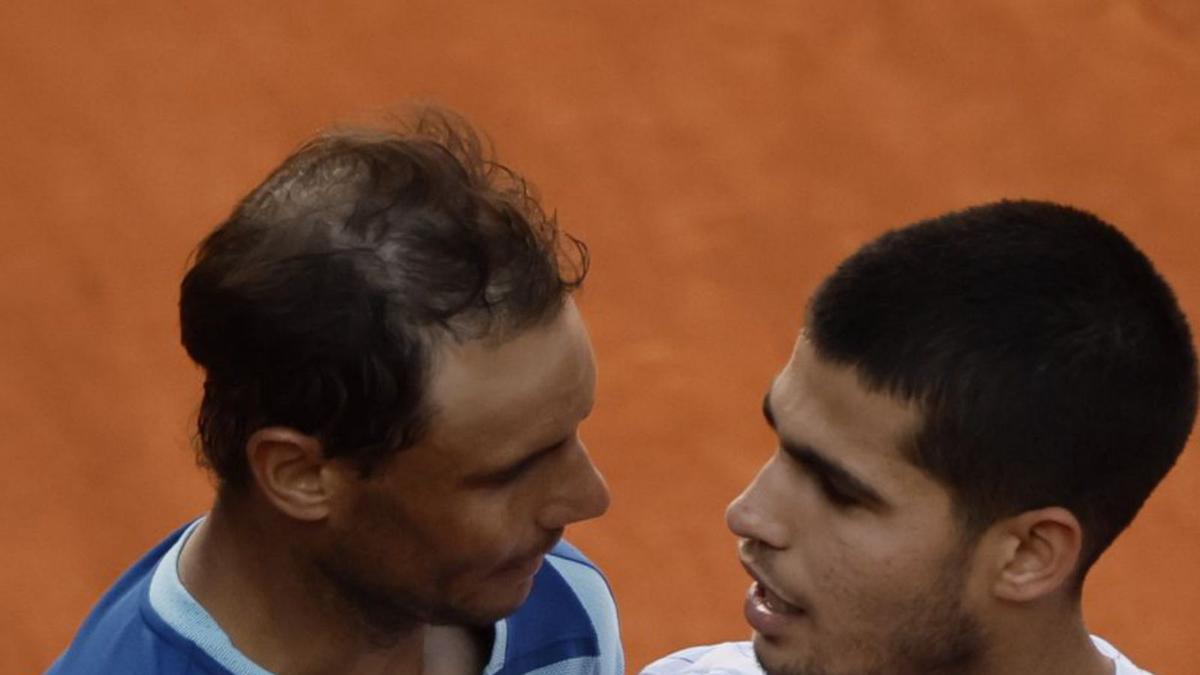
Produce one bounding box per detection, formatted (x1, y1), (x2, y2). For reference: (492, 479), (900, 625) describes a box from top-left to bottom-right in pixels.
(726, 336), (985, 675)
(318, 300), (610, 630)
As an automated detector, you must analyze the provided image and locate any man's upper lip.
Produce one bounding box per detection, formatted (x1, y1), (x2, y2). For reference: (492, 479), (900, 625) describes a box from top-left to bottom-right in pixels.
(505, 537), (559, 570)
(738, 552), (803, 609)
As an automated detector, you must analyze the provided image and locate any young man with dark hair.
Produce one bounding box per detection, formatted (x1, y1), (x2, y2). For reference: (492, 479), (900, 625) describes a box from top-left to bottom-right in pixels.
(646, 201), (1196, 675)
(52, 110), (621, 675)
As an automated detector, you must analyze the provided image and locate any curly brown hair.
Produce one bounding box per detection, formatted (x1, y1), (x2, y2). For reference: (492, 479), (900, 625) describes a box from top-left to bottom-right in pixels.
(179, 107), (588, 491)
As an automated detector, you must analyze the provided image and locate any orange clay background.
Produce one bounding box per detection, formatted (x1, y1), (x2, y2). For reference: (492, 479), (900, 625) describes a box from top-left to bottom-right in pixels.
(3, 2), (1199, 673)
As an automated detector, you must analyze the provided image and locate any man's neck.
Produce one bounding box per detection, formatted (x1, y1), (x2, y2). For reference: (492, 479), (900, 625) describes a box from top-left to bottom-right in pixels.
(178, 504), (491, 675)
(973, 605), (1115, 675)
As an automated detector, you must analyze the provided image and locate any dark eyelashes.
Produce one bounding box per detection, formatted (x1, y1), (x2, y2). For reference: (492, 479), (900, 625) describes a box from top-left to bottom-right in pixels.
(781, 448), (858, 507)
(484, 437), (571, 486)
(488, 463), (531, 485)
(819, 479), (858, 507)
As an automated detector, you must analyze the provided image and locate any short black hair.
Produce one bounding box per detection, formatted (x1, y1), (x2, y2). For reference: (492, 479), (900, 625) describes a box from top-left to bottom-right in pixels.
(179, 108), (587, 491)
(807, 200), (1197, 579)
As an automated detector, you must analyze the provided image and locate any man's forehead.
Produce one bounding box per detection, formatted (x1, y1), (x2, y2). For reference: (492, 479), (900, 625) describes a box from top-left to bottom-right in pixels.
(432, 312), (591, 398)
(781, 334), (920, 421)
(421, 304), (595, 450)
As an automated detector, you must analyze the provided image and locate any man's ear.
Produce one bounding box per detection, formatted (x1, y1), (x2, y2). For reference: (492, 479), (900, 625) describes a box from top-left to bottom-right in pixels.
(985, 507), (1083, 603)
(246, 427), (339, 522)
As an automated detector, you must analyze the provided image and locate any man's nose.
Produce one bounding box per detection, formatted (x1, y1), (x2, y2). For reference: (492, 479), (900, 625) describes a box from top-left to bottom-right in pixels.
(539, 442), (611, 529)
(725, 470), (788, 550)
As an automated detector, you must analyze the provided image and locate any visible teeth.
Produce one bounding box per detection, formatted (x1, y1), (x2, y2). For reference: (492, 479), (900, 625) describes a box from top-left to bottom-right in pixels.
(759, 583), (798, 614)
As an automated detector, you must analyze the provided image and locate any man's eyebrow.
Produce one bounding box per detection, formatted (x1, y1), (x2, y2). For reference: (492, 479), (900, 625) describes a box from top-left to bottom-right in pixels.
(762, 391), (888, 509)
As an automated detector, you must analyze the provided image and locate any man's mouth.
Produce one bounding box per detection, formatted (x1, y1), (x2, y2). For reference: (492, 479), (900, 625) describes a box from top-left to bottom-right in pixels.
(743, 574), (808, 637)
(495, 550), (546, 581)
(739, 553), (806, 613)
(753, 580), (804, 615)
(738, 551), (809, 637)
(499, 536), (561, 575)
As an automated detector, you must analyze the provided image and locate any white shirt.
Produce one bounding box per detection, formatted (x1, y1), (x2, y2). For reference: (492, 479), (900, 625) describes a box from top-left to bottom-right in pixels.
(642, 636), (1151, 675)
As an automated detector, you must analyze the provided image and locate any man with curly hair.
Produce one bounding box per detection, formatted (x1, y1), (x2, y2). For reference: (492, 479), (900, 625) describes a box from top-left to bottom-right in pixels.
(52, 109), (621, 675)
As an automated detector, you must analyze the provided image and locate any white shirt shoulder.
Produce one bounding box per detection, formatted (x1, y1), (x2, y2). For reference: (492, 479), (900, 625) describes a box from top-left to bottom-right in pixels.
(644, 637), (1151, 675)
(640, 642), (762, 675)
(1091, 635), (1154, 675)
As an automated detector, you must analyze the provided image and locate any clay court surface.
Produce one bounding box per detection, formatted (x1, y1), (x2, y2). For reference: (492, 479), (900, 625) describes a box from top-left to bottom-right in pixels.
(3, 2), (1199, 672)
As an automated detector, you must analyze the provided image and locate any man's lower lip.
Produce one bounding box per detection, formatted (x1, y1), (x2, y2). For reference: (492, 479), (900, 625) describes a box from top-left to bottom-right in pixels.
(743, 582), (805, 636)
(503, 554), (545, 577)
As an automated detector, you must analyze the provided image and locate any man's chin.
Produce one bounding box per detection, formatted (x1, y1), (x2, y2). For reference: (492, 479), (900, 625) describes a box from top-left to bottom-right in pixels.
(751, 632), (807, 675)
(431, 606), (514, 627)
(439, 583), (536, 626)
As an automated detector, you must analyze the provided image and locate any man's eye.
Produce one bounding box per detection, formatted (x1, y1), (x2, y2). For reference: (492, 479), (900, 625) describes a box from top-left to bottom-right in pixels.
(480, 437), (570, 487)
(781, 450), (856, 507)
(486, 463), (530, 486)
(821, 480), (858, 508)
